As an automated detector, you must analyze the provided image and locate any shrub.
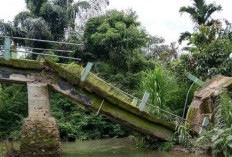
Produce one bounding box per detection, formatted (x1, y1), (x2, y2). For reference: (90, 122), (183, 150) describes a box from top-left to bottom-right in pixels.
(139, 63), (188, 115)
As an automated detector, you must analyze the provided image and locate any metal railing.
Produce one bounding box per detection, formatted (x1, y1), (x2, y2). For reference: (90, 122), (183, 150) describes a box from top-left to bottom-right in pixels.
(0, 36), (82, 62)
(0, 36), (83, 46)
(90, 72), (202, 129)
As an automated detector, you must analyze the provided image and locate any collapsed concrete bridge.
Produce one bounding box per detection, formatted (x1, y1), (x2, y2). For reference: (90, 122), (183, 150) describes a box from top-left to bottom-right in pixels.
(0, 58), (176, 155)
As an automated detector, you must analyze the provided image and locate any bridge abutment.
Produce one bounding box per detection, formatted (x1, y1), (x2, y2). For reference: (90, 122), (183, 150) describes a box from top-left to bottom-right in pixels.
(20, 83), (61, 156)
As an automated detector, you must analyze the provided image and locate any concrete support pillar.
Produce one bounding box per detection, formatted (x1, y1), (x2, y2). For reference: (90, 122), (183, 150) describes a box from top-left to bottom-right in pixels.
(20, 83), (61, 156)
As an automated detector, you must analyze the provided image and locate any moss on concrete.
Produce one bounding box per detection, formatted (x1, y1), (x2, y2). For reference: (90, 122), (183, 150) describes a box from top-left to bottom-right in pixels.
(0, 58), (175, 140)
(0, 58), (43, 70)
(51, 83), (174, 140)
(20, 118), (61, 156)
(44, 60), (175, 131)
(186, 107), (196, 129)
(44, 59), (82, 85)
(227, 79), (232, 90)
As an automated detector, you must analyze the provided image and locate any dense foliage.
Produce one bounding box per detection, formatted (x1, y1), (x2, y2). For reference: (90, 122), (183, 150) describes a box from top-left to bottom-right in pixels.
(84, 10), (147, 67)
(0, 83), (130, 141)
(50, 92), (130, 141)
(175, 24), (232, 80)
(0, 84), (27, 140)
(139, 64), (189, 115)
(179, 0), (222, 43)
(1, 0), (232, 155)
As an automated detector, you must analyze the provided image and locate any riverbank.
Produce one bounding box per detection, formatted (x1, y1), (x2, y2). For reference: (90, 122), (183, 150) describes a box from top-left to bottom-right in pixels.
(0, 141), (20, 157)
(0, 142), (7, 157)
(1, 138), (211, 157)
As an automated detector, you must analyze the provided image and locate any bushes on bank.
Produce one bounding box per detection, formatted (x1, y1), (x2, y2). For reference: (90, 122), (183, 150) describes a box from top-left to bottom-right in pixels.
(0, 83), (130, 141)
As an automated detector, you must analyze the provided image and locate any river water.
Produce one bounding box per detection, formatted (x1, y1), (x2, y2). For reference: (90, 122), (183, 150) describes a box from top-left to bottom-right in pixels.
(62, 138), (210, 157)
(0, 138), (210, 157)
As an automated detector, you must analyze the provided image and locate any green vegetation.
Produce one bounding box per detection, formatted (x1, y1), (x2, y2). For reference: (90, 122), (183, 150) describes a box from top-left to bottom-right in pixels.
(84, 10), (147, 65)
(0, 83), (130, 141)
(174, 122), (192, 148)
(140, 64), (189, 115)
(50, 91), (131, 141)
(0, 0), (232, 156)
(0, 84), (27, 140)
(179, 0), (222, 43)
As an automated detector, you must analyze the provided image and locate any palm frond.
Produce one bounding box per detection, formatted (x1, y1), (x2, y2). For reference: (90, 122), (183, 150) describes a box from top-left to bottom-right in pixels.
(179, 6), (198, 24)
(204, 4), (222, 22)
(178, 31), (192, 44)
(180, 0), (222, 26)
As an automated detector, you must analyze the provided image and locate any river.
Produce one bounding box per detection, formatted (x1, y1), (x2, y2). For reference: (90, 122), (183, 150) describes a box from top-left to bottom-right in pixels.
(0, 138), (210, 157)
(62, 138), (210, 157)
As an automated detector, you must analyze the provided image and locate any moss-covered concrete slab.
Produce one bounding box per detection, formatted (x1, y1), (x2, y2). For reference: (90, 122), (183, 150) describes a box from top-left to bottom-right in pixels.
(186, 75), (232, 132)
(0, 58), (175, 141)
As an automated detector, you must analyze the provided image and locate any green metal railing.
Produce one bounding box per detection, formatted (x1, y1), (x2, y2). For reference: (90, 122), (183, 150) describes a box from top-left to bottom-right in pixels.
(0, 36), (82, 61)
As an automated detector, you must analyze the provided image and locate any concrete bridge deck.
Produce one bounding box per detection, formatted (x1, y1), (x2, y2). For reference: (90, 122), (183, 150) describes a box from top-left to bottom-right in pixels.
(0, 58), (175, 141)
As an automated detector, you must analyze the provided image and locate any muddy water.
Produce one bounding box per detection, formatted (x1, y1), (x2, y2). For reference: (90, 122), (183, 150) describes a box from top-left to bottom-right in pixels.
(62, 138), (210, 157)
(0, 138), (211, 157)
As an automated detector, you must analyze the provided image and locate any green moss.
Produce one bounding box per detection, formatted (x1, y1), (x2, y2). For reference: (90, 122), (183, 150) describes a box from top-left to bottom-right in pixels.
(73, 86), (175, 140)
(227, 79), (232, 90)
(44, 60), (175, 131)
(44, 59), (82, 85)
(186, 107), (196, 129)
(0, 143), (6, 156)
(200, 99), (211, 114)
(0, 58), (43, 70)
(65, 62), (83, 74)
(0, 58), (175, 140)
(20, 128), (59, 154)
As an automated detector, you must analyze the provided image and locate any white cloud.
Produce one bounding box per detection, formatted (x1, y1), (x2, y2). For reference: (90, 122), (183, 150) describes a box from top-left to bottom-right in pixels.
(0, 0), (232, 44)
(108, 0), (232, 44)
(0, 0), (26, 22)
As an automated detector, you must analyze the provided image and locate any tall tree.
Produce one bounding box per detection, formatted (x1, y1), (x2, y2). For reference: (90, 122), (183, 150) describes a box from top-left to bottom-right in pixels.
(179, 0), (222, 26)
(142, 35), (178, 61)
(179, 0), (222, 43)
(75, 0), (109, 37)
(84, 10), (147, 70)
(1, 0), (92, 41)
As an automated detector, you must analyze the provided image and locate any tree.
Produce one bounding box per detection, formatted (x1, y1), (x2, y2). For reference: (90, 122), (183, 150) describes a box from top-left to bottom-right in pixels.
(0, 0), (96, 59)
(176, 24), (232, 79)
(1, 0), (92, 41)
(84, 10), (147, 70)
(191, 38), (232, 78)
(179, 0), (222, 26)
(179, 0), (222, 43)
(75, 0), (109, 37)
(23, 0), (91, 40)
(142, 35), (178, 61)
(142, 35), (169, 59)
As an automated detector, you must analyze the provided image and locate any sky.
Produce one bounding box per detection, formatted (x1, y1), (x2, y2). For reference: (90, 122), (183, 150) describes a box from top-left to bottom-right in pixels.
(0, 0), (232, 45)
